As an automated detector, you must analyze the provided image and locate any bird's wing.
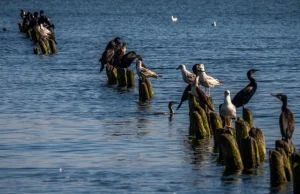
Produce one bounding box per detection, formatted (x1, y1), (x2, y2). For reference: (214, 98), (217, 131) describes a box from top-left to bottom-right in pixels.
(205, 75), (223, 86)
(177, 84), (191, 110)
(140, 67), (158, 78)
(281, 109), (295, 139)
(185, 72), (196, 83)
(196, 86), (214, 111)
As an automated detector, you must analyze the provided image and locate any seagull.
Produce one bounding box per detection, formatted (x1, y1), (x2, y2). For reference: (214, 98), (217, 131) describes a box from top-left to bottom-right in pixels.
(171, 16), (178, 22)
(136, 59), (160, 80)
(37, 24), (52, 38)
(220, 90), (236, 127)
(197, 64), (223, 96)
(189, 75), (214, 111)
(212, 21), (216, 27)
(176, 64), (196, 84)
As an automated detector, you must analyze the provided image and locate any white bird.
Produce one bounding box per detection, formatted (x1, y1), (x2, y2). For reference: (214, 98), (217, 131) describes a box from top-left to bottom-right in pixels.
(220, 90), (236, 127)
(136, 60), (160, 79)
(37, 24), (52, 39)
(176, 64), (196, 84)
(197, 64), (223, 96)
(171, 16), (178, 22)
(212, 21), (216, 27)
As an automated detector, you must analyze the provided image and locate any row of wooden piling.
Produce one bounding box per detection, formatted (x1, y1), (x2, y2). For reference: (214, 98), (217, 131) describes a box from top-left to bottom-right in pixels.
(19, 23), (57, 55)
(188, 92), (300, 193)
(106, 64), (154, 102)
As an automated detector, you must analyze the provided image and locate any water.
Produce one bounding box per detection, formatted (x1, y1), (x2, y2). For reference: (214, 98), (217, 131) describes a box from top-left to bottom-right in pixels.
(1, 0), (300, 193)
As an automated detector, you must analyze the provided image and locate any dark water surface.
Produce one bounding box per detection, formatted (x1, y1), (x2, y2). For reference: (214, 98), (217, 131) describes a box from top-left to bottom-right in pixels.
(1, 0), (300, 193)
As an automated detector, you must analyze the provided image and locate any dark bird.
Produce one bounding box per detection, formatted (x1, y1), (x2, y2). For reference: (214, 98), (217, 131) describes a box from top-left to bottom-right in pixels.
(177, 84), (191, 110)
(118, 51), (137, 69)
(232, 69), (259, 109)
(154, 101), (178, 115)
(271, 93), (295, 141)
(112, 42), (127, 67)
(189, 76), (214, 111)
(99, 37), (122, 73)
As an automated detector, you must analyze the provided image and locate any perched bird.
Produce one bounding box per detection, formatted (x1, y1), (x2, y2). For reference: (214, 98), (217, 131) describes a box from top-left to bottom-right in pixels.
(232, 69), (259, 109)
(99, 37), (122, 72)
(112, 42), (127, 67)
(118, 51), (137, 69)
(197, 64), (223, 96)
(189, 76), (214, 111)
(136, 59), (160, 80)
(171, 16), (178, 22)
(212, 21), (216, 27)
(176, 84), (192, 110)
(176, 64), (196, 84)
(271, 93), (295, 141)
(220, 90), (236, 127)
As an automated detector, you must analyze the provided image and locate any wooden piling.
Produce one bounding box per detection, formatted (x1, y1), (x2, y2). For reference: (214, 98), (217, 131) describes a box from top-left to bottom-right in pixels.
(117, 68), (127, 87)
(195, 106), (211, 137)
(26, 29), (32, 39)
(49, 39), (57, 54)
(235, 118), (250, 148)
(192, 111), (209, 139)
(106, 65), (118, 85)
(240, 136), (260, 169)
(249, 127), (266, 163)
(269, 149), (287, 187)
(139, 79), (150, 102)
(243, 108), (253, 128)
(275, 140), (295, 157)
(219, 133), (244, 174)
(126, 70), (135, 88)
(292, 153), (300, 194)
(39, 40), (47, 54)
(277, 148), (292, 182)
(209, 112), (223, 150)
(144, 78), (154, 98)
(44, 40), (51, 54)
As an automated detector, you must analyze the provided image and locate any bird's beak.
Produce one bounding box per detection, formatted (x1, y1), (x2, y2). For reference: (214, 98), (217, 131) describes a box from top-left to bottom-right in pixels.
(271, 93), (278, 98)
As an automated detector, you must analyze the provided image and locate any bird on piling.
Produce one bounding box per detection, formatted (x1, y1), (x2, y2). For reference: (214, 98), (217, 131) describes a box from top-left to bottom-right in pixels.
(99, 37), (122, 72)
(176, 64), (196, 84)
(136, 59), (160, 80)
(118, 51), (137, 69)
(176, 84), (192, 110)
(220, 90), (236, 127)
(232, 69), (259, 109)
(271, 93), (295, 141)
(189, 75), (214, 111)
(196, 64), (223, 96)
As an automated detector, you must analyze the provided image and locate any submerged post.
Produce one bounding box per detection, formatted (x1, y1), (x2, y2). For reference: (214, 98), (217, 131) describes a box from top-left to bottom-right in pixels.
(269, 149), (288, 187)
(139, 79), (150, 102)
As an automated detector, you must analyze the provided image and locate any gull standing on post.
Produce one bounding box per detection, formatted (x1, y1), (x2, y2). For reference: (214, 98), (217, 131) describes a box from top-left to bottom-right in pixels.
(136, 59), (160, 80)
(220, 90), (236, 127)
(176, 64), (196, 84)
(197, 64), (223, 96)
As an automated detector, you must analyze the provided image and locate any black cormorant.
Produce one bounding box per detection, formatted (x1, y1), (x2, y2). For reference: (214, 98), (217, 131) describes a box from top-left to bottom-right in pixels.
(99, 37), (122, 72)
(232, 69), (259, 109)
(176, 84), (191, 110)
(118, 51), (137, 69)
(271, 93), (295, 141)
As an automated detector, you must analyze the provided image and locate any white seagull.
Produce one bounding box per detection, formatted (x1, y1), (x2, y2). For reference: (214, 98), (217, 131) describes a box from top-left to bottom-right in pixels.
(212, 21), (216, 27)
(37, 24), (52, 39)
(176, 64), (196, 84)
(136, 59), (160, 79)
(197, 64), (223, 96)
(171, 16), (178, 22)
(220, 90), (236, 127)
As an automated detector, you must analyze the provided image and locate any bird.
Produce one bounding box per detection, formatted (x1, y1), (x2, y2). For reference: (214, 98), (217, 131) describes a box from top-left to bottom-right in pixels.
(176, 84), (191, 110)
(36, 24), (57, 44)
(232, 69), (259, 109)
(171, 16), (178, 22)
(271, 93), (295, 141)
(112, 42), (127, 67)
(176, 64), (196, 84)
(154, 101), (178, 115)
(197, 64), (223, 96)
(220, 90), (236, 127)
(212, 21), (216, 27)
(136, 59), (160, 80)
(118, 51), (137, 69)
(189, 75), (214, 111)
(99, 37), (122, 72)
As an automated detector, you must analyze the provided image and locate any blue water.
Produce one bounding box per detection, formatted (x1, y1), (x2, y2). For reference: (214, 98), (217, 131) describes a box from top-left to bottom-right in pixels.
(1, 0), (300, 193)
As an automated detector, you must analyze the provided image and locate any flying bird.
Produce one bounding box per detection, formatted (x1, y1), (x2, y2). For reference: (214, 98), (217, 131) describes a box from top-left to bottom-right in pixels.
(171, 16), (178, 22)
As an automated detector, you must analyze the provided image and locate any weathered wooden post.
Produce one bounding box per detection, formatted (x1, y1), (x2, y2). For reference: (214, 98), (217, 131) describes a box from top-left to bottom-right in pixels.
(235, 118), (250, 148)
(126, 70), (135, 88)
(249, 127), (266, 163)
(117, 68), (127, 87)
(209, 112), (223, 150)
(39, 40), (48, 54)
(144, 78), (154, 98)
(275, 140), (295, 157)
(49, 39), (57, 54)
(292, 153), (300, 194)
(219, 133), (244, 174)
(243, 108), (253, 128)
(240, 136), (260, 169)
(269, 149), (288, 187)
(139, 79), (150, 102)
(195, 106), (211, 137)
(106, 65), (118, 85)
(192, 111), (209, 139)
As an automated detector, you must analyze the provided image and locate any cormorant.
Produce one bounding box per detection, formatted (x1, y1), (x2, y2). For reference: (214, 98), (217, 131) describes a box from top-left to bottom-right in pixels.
(176, 64), (196, 84)
(176, 84), (192, 110)
(117, 51), (137, 69)
(154, 101), (178, 115)
(136, 60), (160, 79)
(189, 76), (214, 111)
(112, 42), (127, 67)
(232, 69), (259, 109)
(99, 37), (122, 72)
(197, 64), (223, 96)
(271, 93), (295, 141)
(220, 90), (236, 127)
